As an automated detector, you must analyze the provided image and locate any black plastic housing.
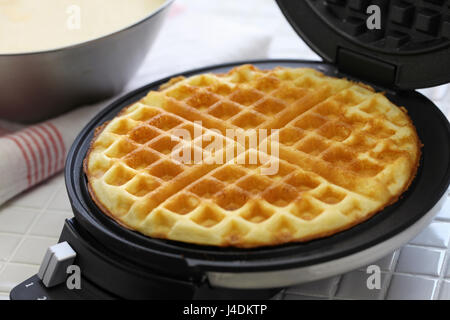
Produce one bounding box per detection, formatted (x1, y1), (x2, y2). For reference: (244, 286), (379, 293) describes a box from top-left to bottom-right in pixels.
(276, 0), (450, 89)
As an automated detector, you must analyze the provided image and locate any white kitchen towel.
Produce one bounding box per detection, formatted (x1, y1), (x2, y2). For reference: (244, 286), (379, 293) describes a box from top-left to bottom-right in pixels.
(0, 5), (272, 205)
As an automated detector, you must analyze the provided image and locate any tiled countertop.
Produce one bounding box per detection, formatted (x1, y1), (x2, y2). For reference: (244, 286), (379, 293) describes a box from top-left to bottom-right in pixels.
(0, 0), (449, 300)
(0, 174), (72, 300)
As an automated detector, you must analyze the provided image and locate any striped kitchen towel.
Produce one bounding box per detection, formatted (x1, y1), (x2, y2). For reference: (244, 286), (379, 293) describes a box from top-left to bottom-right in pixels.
(0, 6), (272, 205)
(0, 103), (105, 205)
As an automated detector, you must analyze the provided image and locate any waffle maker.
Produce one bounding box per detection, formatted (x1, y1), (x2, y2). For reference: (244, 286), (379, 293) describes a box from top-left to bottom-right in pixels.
(11, 0), (450, 299)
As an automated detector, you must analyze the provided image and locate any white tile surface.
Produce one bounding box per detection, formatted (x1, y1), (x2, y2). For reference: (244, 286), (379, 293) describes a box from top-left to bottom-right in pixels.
(0, 292), (9, 300)
(435, 196), (450, 221)
(286, 276), (338, 297)
(0, 235), (21, 262)
(11, 237), (57, 265)
(335, 270), (386, 300)
(47, 185), (72, 212)
(361, 251), (398, 272)
(410, 222), (450, 248)
(396, 246), (445, 276)
(387, 275), (438, 300)
(419, 85), (450, 102)
(0, 207), (37, 234)
(0, 264), (39, 293)
(30, 210), (73, 238)
(439, 281), (450, 300)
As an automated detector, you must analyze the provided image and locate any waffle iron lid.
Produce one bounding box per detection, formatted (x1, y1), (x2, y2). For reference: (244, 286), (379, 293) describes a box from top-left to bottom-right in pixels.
(276, 0), (450, 90)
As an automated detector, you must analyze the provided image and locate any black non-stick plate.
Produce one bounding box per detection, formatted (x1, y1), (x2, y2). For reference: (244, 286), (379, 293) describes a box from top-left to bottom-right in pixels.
(276, 0), (450, 89)
(65, 60), (450, 278)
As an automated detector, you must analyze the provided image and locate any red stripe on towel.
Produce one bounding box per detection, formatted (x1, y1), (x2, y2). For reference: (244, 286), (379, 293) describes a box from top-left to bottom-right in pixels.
(17, 132), (38, 185)
(23, 129), (45, 183)
(29, 126), (52, 179)
(4, 135), (32, 187)
(39, 124), (59, 176)
(47, 123), (66, 170)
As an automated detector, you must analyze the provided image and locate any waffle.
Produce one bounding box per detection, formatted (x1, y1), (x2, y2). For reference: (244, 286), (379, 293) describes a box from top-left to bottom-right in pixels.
(84, 64), (421, 248)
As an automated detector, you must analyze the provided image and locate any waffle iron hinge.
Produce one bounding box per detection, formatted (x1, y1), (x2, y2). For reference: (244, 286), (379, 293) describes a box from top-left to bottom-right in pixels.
(336, 47), (397, 89)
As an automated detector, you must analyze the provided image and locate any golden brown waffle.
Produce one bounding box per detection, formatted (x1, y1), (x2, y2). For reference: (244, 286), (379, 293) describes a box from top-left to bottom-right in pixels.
(84, 65), (421, 248)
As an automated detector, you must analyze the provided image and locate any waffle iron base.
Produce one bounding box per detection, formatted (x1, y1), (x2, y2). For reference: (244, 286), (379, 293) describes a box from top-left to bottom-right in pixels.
(10, 60), (450, 299)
